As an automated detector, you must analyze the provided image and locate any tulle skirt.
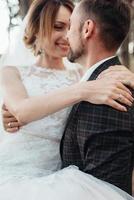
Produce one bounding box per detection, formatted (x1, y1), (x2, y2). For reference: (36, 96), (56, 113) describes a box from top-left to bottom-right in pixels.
(0, 166), (133, 200)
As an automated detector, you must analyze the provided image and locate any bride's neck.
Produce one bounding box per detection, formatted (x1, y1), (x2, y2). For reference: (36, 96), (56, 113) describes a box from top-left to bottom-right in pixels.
(35, 54), (65, 70)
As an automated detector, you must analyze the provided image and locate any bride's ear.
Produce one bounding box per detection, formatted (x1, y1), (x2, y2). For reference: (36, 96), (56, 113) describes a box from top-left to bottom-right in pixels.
(34, 35), (45, 56)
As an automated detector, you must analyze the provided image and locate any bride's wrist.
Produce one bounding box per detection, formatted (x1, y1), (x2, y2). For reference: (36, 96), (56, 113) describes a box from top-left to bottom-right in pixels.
(77, 81), (93, 102)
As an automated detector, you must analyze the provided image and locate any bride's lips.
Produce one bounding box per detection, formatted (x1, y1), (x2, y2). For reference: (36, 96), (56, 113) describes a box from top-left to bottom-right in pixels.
(56, 42), (70, 50)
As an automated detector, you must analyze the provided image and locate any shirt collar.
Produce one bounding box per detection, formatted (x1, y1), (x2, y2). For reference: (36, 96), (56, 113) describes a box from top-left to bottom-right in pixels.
(80, 56), (116, 82)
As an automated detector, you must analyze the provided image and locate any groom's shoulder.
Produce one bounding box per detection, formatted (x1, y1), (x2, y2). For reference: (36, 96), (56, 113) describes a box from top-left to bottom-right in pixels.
(76, 100), (134, 131)
(90, 56), (121, 80)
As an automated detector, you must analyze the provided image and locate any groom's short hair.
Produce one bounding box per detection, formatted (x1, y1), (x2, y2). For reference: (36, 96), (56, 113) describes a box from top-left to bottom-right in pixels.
(79, 0), (131, 51)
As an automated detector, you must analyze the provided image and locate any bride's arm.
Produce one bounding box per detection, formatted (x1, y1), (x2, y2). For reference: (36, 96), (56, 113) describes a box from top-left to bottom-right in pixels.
(0, 66), (84, 125)
(0, 66), (133, 125)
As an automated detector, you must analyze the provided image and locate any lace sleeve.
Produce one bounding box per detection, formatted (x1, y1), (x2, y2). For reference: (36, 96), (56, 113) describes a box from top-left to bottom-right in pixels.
(64, 59), (84, 82)
(76, 65), (84, 78)
(67, 65), (84, 83)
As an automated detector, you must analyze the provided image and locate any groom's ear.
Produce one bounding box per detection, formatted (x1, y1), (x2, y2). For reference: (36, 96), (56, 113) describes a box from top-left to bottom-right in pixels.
(82, 19), (95, 40)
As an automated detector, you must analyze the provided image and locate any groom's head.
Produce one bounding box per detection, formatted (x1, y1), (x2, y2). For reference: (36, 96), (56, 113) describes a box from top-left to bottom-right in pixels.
(67, 0), (130, 63)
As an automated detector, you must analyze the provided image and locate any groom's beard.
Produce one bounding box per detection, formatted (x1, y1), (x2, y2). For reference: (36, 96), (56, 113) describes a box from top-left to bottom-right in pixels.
(67, 37), (85, 63)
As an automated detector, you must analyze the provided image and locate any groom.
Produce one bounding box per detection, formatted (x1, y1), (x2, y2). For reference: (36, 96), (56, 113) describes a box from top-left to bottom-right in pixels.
(60, 0), (134, 195)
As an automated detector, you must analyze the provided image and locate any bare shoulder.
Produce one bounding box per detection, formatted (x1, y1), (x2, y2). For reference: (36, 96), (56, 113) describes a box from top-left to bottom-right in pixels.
(1, 66), (19, 74)
(0, 66), (21, 79)
(1, 66), (19, 73)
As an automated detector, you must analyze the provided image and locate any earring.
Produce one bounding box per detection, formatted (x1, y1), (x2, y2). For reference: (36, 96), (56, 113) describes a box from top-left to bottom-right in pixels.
(38, 48), (45, 55)
(34, 37), (45, 56)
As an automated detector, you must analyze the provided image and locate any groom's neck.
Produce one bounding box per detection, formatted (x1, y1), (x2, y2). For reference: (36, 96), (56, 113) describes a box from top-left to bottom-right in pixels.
(80, 43), (117, 70)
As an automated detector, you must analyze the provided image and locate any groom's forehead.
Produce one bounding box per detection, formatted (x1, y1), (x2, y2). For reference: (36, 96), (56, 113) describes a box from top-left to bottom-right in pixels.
(71, 3), (81, 21)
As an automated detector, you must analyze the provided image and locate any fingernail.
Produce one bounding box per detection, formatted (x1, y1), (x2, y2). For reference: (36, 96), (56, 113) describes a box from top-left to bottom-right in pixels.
(128, 91), (132, 95)
(123, 107), (127, 112)
(129, 102), (132, 106)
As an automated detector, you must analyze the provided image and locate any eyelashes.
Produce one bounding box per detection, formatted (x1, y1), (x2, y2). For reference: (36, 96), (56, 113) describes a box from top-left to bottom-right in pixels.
(54, 26), (64, 30)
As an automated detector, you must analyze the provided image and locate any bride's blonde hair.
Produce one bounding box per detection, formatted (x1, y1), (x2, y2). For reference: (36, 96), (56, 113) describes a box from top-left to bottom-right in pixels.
(24, 0), (74, 56)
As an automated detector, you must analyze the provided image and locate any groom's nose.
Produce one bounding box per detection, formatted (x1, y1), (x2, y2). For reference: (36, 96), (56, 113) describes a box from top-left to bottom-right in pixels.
(66, 30), (70, 42)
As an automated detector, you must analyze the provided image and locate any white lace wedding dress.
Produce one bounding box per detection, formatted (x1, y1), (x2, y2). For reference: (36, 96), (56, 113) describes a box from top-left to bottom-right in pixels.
(0, 65), (133, 200)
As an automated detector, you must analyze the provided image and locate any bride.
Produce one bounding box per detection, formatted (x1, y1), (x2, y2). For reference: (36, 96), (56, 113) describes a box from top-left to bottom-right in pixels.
(0, 0), (134, 199)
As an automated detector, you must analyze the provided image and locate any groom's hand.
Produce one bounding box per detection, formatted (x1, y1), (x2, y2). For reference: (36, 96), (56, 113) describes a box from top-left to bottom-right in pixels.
(2, 104), (20, 133)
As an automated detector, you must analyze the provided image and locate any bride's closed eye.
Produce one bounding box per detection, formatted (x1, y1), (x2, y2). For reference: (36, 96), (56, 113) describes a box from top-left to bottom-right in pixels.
(54, 22), (68, 31)
(54, 22), (64, 29)
(54, 25), (64, 31)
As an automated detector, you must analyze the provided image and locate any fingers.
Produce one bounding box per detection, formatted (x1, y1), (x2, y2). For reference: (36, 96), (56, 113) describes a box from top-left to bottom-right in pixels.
(1, 104), (20, 133)
(105, 65), (128, 73)
(98, 67), (134, 90)
(98, 71), (126, 80)
(109, 65), (128, 71)
(116, 82), (132, 95)
(3, 117), (20, 133)
(3, 116), (18, 124)
(122, 79), (134, 90)
(120, 90), (134, 103)
(2, 111), (19, 132)
(106, 99), (127, 112)
(105, 81), (134, 109)
(112, 86), (133, 106)
(106, 85), (134, 110)
(6, 127), (19, 133)
(113, 93), (133, 107)
(98, 65), (130, 79)
(2, 109), (19, 133)
(2, 109), (14, 118)
(4, 121), (20, 129)
(4, 121), (19, 133)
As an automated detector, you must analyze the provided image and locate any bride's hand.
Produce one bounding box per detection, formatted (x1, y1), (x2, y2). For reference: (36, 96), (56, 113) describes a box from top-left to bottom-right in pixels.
(81, 77), (133, 112)
(2, 104), (20, 133)
(98, 65), (134, 88)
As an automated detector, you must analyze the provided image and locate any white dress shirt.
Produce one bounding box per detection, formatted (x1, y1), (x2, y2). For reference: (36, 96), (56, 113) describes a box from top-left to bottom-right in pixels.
(80, 56), (116, 82)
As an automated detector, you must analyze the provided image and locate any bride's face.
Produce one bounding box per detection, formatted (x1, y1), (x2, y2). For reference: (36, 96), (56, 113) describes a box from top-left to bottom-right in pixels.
(42, 6), (71, 58)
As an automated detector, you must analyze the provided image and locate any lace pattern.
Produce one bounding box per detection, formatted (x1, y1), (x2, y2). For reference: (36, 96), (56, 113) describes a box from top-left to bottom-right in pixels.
(0, 64), (80, 183)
